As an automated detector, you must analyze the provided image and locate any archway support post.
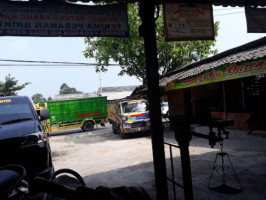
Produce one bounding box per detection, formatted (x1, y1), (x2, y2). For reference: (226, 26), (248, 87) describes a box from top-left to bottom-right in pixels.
(139, 1), (169, 200)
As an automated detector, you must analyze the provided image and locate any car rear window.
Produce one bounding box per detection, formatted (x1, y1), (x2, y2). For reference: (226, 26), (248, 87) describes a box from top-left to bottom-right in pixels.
(0, 98), (34, 124)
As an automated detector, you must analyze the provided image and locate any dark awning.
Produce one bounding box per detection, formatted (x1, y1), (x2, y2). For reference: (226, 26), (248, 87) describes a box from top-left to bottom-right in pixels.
(9, 0), (266, 7)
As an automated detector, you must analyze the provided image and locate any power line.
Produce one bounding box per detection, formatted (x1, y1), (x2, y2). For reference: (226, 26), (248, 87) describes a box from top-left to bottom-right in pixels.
(0, 65), (98, 68)
(214, 11), (244, 16)
(213, 8), (243, 11)
(0, 64), (94, 66)
(0, 59), (120, 66)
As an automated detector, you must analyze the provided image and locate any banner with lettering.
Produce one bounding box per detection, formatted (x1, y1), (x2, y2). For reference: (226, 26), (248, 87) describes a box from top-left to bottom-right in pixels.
(165, 58), (266, 91)
(163, 3), (214, 41)
(0, 1), (129, 37)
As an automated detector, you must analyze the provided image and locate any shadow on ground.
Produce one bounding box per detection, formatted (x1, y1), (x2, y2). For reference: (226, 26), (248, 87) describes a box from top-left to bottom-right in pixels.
(81, 127), (266, 200)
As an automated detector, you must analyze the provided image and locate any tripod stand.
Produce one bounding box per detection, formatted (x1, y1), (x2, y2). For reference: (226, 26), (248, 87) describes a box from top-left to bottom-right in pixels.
(208, 141), (243, 194)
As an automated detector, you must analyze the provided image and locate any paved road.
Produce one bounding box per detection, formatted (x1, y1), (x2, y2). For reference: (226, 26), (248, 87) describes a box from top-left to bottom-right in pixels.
(49, 124), (266, 200)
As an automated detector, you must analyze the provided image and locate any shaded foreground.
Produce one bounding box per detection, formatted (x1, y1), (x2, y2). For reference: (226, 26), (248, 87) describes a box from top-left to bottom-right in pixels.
(49, 125), (266, 200)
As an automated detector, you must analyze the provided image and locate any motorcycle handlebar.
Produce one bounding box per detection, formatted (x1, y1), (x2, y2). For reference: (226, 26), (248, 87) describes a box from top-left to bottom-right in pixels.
(33, 177), (101, 200)
(1, 166), (152, 200)
(33, 177), (77, 199)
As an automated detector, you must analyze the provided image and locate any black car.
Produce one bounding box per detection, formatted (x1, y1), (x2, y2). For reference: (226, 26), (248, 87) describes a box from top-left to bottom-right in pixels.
(0, 96), (53, 180)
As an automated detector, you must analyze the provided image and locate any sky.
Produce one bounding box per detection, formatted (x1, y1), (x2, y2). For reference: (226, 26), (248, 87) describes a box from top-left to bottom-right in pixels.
(0, 5), (265, 99)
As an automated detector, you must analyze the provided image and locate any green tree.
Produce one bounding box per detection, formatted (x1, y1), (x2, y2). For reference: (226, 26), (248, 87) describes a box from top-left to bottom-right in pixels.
(84, 4), (219, 84)
(32, 93), (46, 104)
(0, 82), (4, 96)
(0, 74), (31, 96)
(59, 83), (82, 94)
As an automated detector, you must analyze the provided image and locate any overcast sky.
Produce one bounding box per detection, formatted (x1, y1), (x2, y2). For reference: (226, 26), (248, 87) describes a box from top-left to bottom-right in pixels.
(0, 5), (265, 99)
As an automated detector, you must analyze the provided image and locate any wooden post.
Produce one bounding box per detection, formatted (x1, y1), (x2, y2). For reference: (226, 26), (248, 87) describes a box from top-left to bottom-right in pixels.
(171, 115), (194, 200)
(139, 1), (169, 199)
(223, 82), (227, 118)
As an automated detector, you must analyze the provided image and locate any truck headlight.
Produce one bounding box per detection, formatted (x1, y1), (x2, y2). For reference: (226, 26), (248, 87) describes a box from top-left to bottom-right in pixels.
(122, 116), (128, 121)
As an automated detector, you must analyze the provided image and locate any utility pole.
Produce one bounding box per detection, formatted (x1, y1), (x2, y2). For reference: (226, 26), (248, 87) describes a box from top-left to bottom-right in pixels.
(98, 71), (102, 96)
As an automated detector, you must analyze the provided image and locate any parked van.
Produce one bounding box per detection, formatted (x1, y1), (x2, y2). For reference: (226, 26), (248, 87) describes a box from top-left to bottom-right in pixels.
(161, 102), (169, 117)
(0, 96), (53, 180)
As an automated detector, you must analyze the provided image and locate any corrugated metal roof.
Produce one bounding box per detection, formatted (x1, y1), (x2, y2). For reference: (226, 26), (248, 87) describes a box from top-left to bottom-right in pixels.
(99, 85), (140, 93)
(10, 0), (266, 6)
(102, 91), (134, 100)
(212, 0), (266, 7)
(160, 37), (266, 87)
(67, 0), (266, 6)
(54, 93), (98, 100)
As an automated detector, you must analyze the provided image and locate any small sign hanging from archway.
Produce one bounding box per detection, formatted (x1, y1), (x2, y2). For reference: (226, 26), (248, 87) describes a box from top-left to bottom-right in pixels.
(163, 3), (214, 41)
(245, 7), (266, 33)
(0, 1), (129, 37)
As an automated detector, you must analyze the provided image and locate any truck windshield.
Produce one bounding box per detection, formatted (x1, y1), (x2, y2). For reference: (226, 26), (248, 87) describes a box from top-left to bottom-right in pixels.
(0, 100), (34, 124)
(121, 101), (148, 113)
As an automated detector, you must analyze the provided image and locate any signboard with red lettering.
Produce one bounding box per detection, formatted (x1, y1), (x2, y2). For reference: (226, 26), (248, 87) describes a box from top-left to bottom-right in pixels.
(0, 1), (129, 37)
(163, 3), (214, 41)
(245, 7), (266, 33)
(77, 112), (103, 118)
(165, 58), (266, 91)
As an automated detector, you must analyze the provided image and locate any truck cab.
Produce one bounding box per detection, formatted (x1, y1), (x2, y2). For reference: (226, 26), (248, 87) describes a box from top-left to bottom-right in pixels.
(108, 99), (150, 138)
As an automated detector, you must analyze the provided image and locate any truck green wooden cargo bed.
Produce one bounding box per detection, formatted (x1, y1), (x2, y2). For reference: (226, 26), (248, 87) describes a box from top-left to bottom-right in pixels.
(46, 96), (107, 132)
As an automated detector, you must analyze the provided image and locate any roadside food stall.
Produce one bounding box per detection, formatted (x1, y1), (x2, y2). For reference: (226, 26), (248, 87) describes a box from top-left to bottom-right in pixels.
(160, 37), (266, 131)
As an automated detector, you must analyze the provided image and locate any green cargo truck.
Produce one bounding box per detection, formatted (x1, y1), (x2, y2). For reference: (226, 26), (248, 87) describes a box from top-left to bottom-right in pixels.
(46, 96), (107, 132)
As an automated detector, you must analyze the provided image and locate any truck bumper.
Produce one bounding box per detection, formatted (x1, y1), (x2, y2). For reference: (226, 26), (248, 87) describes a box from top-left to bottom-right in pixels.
(123, 126), (150, 133)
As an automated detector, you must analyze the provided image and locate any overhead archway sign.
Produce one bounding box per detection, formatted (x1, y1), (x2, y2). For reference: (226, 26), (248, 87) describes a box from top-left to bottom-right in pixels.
(0, 1), (129, 37)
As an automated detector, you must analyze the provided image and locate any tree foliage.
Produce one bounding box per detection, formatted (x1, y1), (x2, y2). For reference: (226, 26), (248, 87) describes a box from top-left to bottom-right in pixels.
(32, 93), (46, 104)
(84, 4), (219, 84)
(0, 74), (31, 96)
(59, 83), (82, 94)
(0, 82), (4, 96)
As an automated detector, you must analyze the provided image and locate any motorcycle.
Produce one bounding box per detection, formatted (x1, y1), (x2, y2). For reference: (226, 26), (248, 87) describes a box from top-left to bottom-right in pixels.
(0, 165), (152, 200)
